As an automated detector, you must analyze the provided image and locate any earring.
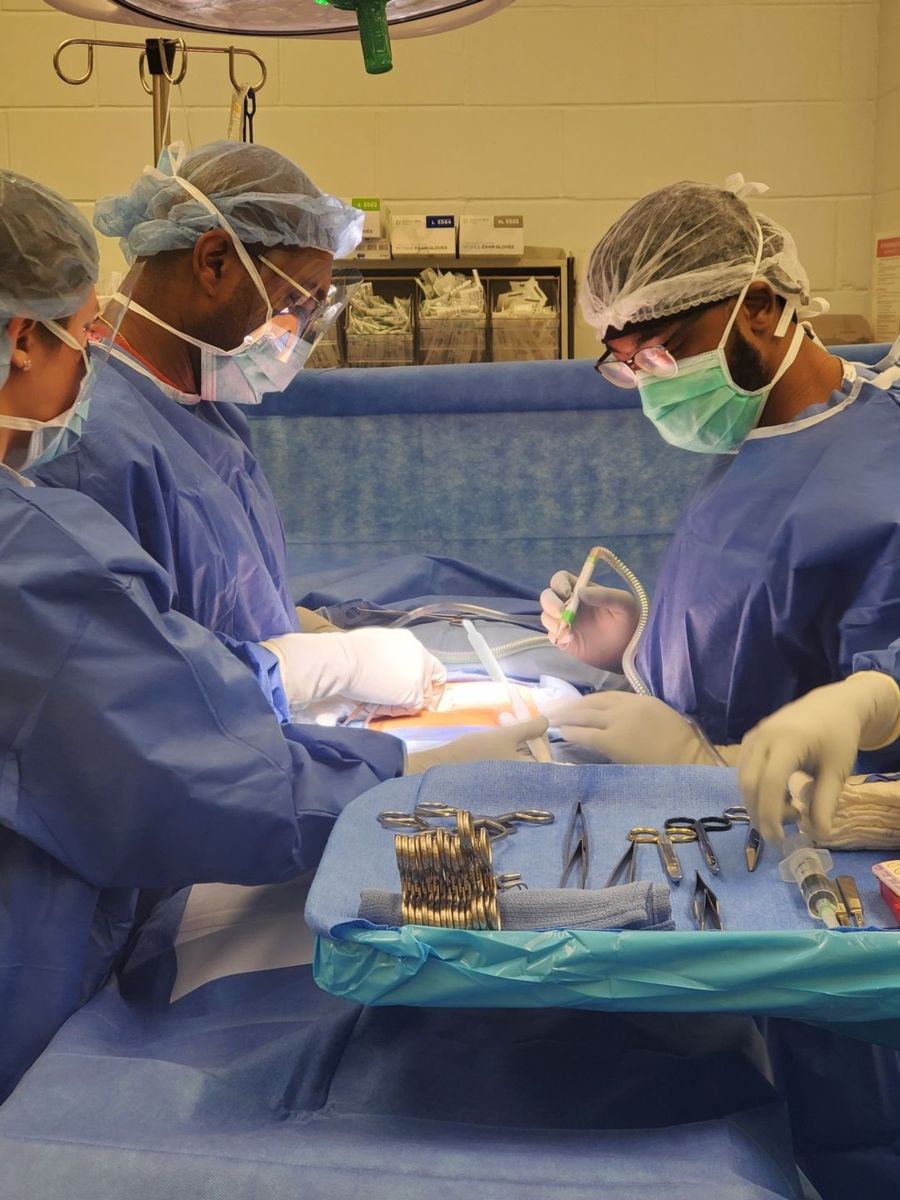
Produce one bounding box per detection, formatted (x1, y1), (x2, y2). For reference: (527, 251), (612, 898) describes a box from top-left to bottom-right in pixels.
(18, 357), (31, 372)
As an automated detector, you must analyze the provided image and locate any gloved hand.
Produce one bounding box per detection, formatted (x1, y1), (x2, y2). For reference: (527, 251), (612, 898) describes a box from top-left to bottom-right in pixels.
(547, 692), (734, 765)
(405, 716), (550, 774)
(262, 627), (446, 715)
(738, 671), (900, 844)
(540, 571), (640, 670)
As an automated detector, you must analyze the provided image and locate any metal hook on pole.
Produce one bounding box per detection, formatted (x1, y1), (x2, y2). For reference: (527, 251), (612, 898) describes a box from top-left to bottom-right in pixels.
(52, 37), (268, 161)
(53, 38), (95, 86)
(139, 38), (188, 163)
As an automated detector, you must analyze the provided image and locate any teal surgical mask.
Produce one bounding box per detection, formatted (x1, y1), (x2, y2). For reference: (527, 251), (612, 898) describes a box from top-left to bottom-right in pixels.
(637, 220), (805, 454)
(637, 311), (805, 454)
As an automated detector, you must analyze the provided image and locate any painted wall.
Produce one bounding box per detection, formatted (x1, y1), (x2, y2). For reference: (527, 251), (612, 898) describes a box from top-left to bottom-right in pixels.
(0, 0), (883, 355)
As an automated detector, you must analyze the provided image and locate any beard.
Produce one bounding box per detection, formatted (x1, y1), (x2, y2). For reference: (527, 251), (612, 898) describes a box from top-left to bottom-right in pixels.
(725, 327), (769, 391)
(192, 275), (268, 351)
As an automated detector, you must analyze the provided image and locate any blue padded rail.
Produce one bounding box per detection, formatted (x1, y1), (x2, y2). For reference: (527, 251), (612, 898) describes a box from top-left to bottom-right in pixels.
(248, 347), (890, 598)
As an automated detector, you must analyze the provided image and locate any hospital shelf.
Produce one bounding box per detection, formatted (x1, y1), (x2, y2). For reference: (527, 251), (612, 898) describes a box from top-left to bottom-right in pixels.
(322, 247), (574, 367)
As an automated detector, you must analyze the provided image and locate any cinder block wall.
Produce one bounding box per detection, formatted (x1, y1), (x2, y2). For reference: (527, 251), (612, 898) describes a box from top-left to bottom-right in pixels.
(876, 0), (900, 238)
(0, 0), (884, 355)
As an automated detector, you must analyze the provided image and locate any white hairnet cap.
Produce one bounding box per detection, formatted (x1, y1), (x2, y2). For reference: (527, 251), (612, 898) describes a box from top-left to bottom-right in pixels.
(581, 175), (812, 340)
(0, 170), (99, 387)
(94, 140), (365, 264)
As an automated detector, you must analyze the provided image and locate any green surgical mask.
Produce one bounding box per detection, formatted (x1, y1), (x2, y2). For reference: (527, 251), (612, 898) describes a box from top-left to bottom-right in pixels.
(637, 314), (804, 453)
(637, 219), (805, 454)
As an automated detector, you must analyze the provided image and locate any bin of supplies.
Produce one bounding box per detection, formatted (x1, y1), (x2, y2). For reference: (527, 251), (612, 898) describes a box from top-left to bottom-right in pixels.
(346, 280), (415, 369)
(306, 325), (344, 369)
(416, 268), (487, 366)
(489, 276), (560, 362)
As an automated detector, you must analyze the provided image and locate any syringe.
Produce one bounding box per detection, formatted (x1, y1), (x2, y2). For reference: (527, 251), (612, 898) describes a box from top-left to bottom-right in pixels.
(778, 835), (847, 928)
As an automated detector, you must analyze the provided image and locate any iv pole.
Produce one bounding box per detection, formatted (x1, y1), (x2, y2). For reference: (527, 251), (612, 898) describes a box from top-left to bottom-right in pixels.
(53, 36), (267, 161)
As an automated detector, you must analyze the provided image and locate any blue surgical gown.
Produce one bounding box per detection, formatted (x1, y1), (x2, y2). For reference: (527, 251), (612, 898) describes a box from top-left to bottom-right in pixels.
(29, 354), (300, 643)
(0, 477), (403, 1101)
(638, 371), (900, 749)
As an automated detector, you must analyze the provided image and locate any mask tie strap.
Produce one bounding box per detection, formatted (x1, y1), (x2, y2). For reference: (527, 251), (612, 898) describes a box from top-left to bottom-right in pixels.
(169, 172), (274, 324)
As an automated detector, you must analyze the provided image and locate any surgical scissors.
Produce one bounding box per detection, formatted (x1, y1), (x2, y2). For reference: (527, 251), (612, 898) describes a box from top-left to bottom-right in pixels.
(604, 825), (693, 888)
(664, 815), (732, 875)
(626, 825), (697, 883)
(722, 805), (763, 872)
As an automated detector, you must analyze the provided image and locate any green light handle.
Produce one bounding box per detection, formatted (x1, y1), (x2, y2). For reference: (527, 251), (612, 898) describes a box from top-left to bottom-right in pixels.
(328, 0), (393, 74)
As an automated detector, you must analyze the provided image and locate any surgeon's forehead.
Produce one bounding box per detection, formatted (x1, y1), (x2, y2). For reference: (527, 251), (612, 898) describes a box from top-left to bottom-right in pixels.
(269, 246), (332, 287)
(604, 316), (677, 350)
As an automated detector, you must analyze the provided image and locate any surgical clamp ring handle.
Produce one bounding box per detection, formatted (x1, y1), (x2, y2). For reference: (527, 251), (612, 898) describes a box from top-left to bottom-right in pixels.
(664, 816), (732, 875)
(628, 825), (696, 883)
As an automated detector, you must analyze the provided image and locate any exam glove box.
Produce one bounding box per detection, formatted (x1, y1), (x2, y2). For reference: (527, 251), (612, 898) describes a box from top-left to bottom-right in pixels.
(459, 214), (525, 257)
(390, 214), (457, 257)
(489, 276), (561, 361)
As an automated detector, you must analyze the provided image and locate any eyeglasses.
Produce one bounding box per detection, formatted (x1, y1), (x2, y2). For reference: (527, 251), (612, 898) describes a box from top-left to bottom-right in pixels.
(594, 305), (715, 389)
(256, 258), (362, 361)
(259, 256), (361, 346)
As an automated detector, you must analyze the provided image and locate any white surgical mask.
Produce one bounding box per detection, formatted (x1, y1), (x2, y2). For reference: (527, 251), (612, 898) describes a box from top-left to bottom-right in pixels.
(0, 319), (94, 469)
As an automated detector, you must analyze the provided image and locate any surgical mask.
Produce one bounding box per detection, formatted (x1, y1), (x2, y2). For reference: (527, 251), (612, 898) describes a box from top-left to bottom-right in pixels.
(0, 319), (93, 469)
(113, 175), (351, 406)
(636, 224), (805, 454)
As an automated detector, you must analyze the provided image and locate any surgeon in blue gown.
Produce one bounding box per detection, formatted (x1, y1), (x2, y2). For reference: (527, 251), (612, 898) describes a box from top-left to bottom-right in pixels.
(28, 140), (342, 646)
(541, 176), (900, 790)
(540, 176), (900, 1195)
(24, 141), (452, 720)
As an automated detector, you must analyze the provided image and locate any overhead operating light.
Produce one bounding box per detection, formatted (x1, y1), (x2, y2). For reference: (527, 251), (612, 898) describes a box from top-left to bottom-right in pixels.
(43, 0), (516, 73)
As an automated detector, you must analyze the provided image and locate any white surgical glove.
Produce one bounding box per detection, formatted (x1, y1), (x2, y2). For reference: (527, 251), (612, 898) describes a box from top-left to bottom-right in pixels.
(540, 570), (639, 671)
(547, 692), (736, 765)
(262, 628), (446, 716)
(405, 716), (550, 774)
(738, 672), (900, 844)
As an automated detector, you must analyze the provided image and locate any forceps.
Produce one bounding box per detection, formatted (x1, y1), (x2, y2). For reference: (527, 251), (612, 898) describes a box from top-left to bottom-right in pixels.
(692, 871), (724, 930)
(560, 801), (589, 888)
(626, 826), (697, 883)
(722, 805), (763, 872)
(664, 815), (732, 875)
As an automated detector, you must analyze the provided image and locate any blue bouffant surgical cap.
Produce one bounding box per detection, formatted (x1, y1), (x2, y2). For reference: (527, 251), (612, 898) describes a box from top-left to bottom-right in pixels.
(94, 140), (365, 264)
(0, 170), (99, 387)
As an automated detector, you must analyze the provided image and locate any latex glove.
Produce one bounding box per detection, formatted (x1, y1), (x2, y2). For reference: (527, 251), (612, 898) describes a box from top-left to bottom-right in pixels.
(789, 771), (900, 850)
(738, 672), (900, 844)
(547, 692), (733, 765)
(262, 628), (446, 715)
(540, 570), (639, 670)
(405, 716), (550, 774)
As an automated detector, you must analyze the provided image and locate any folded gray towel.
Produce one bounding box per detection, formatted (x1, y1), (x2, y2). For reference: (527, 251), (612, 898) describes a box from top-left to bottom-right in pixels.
(358, 882), (674, 931)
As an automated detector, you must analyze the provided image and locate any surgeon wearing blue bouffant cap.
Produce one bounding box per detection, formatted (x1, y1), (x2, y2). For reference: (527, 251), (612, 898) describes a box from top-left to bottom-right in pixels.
(542, 175), (900, 842)
(26, 140), (449, 720)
